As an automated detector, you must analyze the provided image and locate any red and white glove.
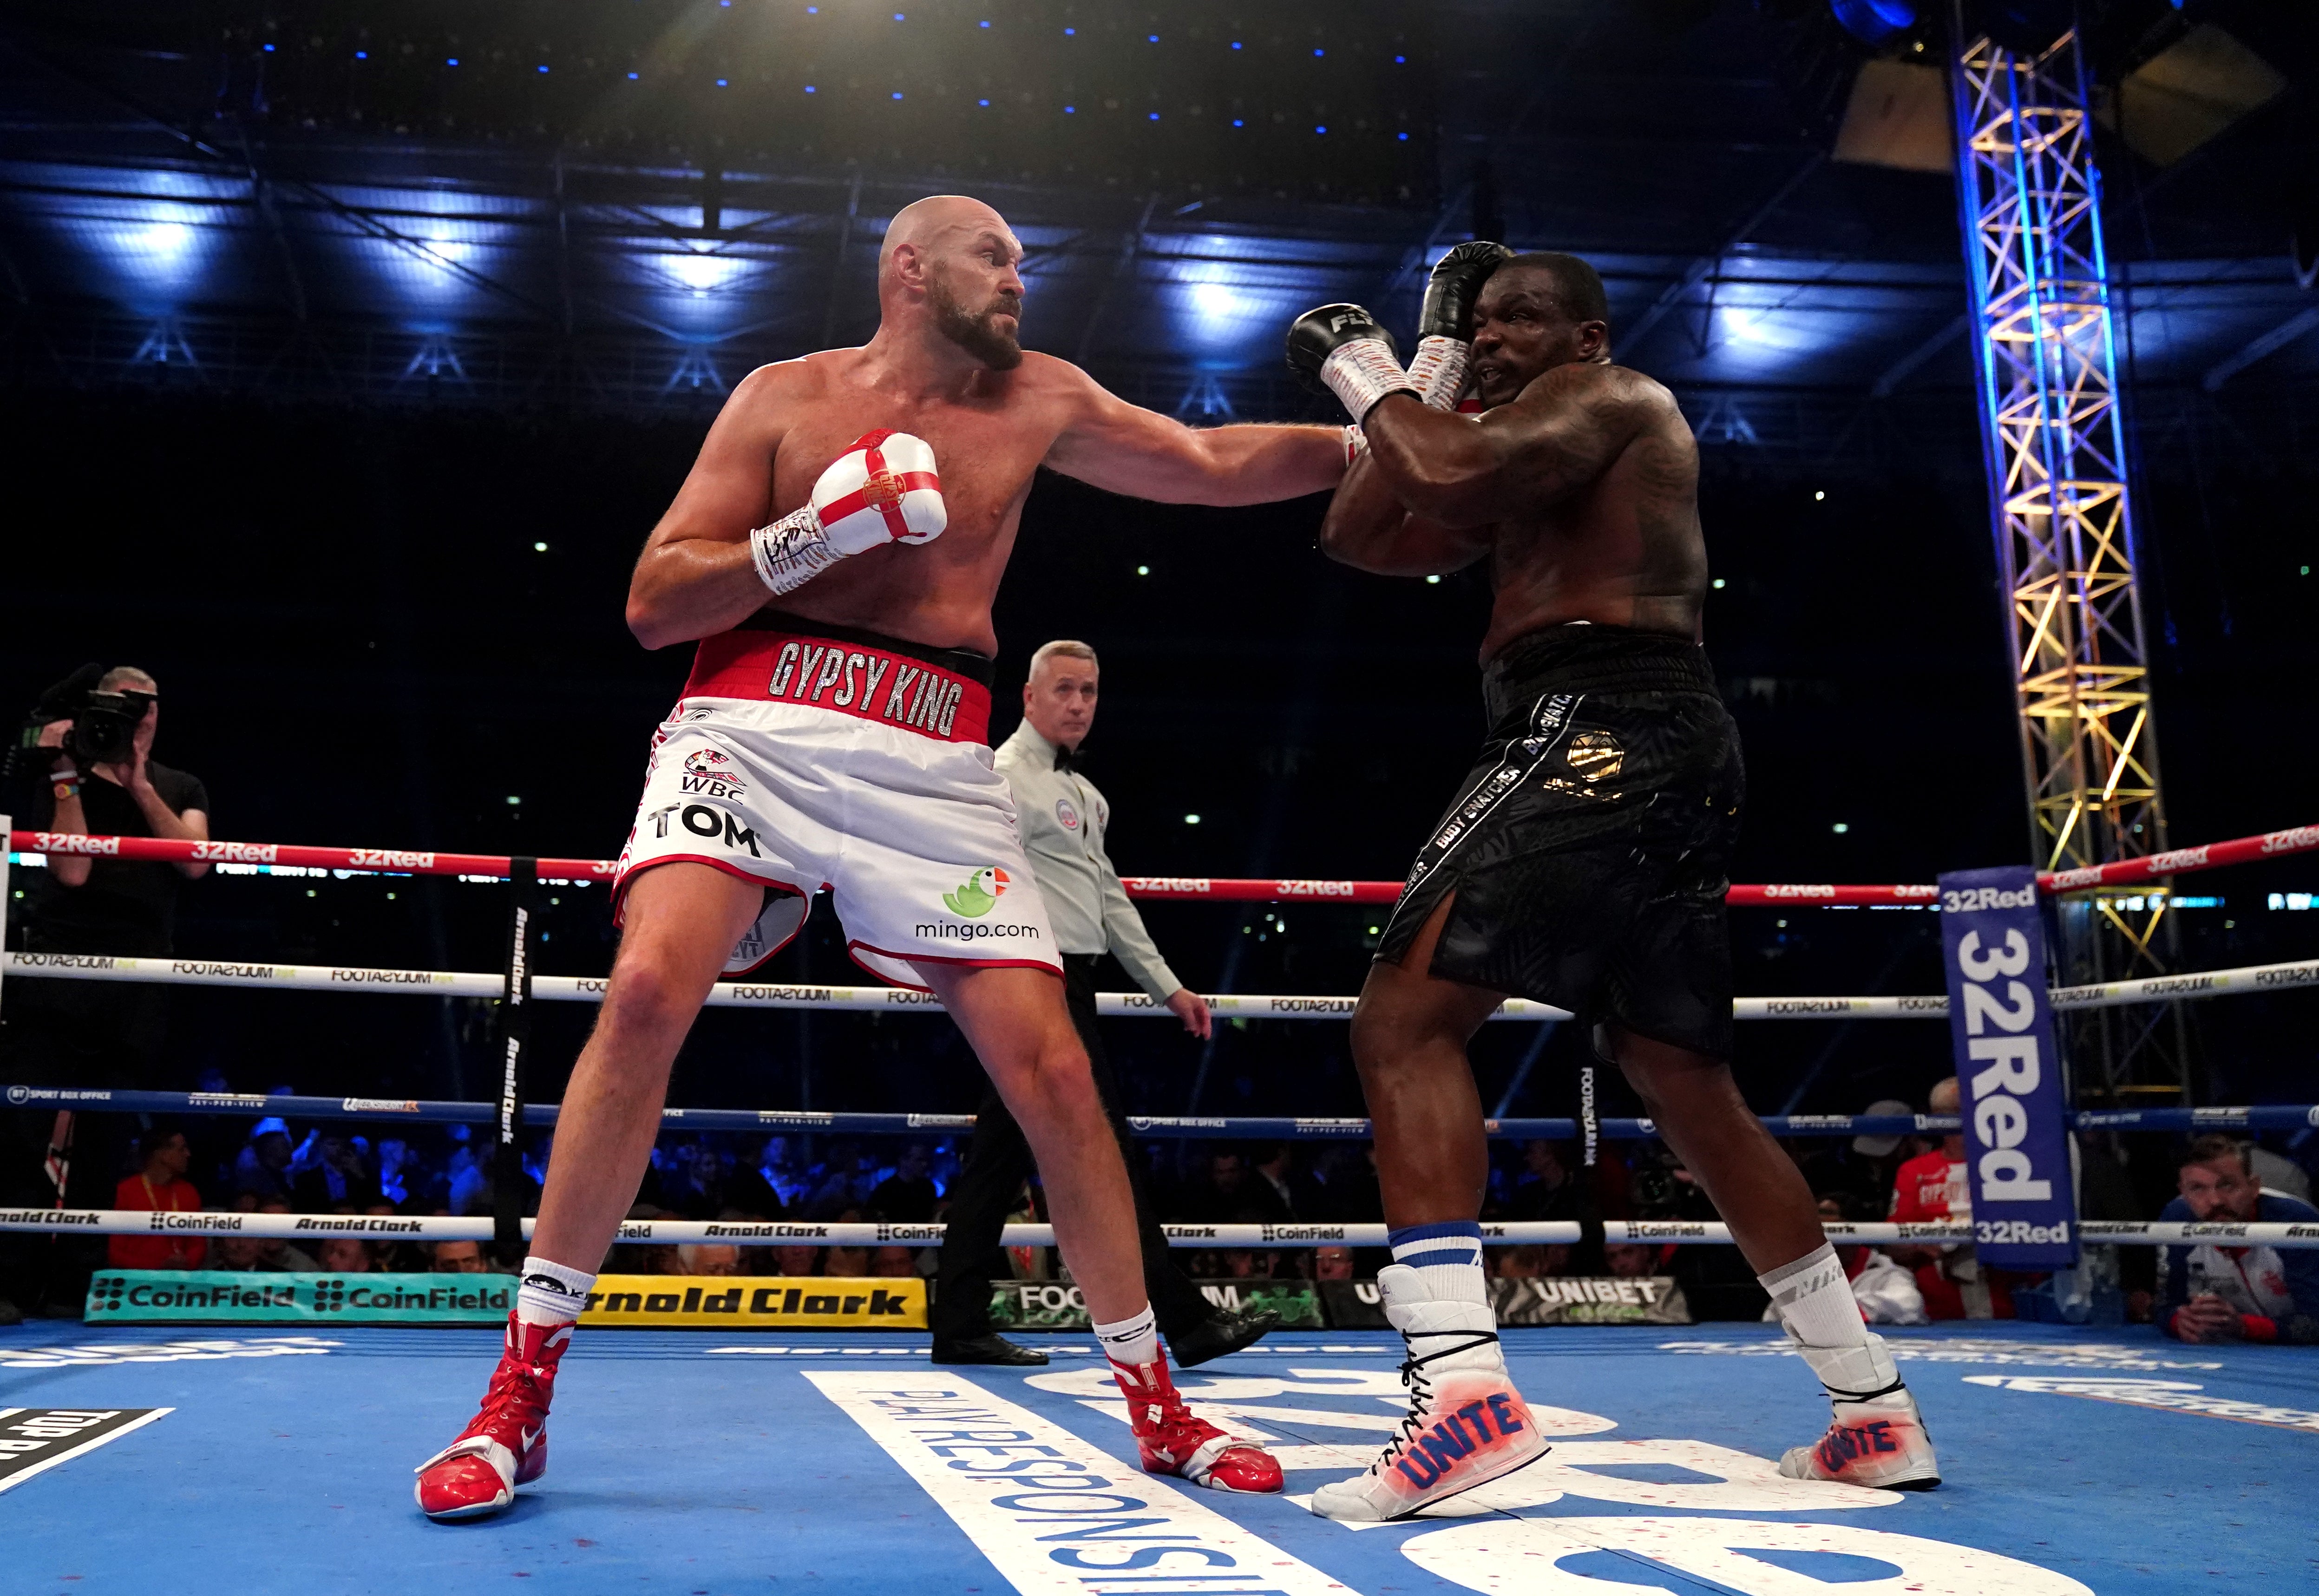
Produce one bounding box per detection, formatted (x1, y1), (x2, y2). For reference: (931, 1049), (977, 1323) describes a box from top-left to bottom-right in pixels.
(748, 429), (947, 596)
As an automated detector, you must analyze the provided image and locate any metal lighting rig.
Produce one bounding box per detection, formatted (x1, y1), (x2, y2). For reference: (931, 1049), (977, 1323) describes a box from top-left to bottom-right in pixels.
(1951, 22), (2184, 1101)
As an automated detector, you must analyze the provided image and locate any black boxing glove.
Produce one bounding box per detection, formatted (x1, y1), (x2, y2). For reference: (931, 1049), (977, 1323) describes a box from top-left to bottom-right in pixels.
(1409, 241), (1512, 409)
(1285, 303), (1415, 424)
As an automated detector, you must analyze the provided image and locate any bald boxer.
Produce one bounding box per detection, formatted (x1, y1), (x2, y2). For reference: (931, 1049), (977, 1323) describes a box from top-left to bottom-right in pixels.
(1284, 249), (1940, 1519)
(416, 196), (1350, 1520)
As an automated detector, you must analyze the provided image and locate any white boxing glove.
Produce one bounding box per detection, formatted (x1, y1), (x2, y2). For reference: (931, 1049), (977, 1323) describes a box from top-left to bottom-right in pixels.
(748, 429), (947, 595)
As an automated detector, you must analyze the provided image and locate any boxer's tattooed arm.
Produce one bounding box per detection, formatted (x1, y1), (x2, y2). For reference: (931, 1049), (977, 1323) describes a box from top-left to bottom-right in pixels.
(1317, 453), (1487, 577)
(1360, 365), (1653, 530)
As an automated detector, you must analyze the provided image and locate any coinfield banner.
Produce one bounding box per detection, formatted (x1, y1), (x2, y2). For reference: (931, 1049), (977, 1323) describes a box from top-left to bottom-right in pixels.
(86, 1271), (511, 1325)
(1938, 865), (2079, 1269)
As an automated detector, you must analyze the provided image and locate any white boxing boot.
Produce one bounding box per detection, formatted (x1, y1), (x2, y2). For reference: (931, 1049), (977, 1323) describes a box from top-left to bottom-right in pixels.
(1308, 1264), (1550, 1521)
(1776, 1332), (1941, 1490)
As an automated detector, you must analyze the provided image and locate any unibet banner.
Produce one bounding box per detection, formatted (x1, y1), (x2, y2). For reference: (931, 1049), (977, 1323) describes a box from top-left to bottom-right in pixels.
(1938, 864), (2079, 1269)
(86, 1271), (512, 1325)
(1492, 1275), (1691, 1326)
(580, 1275), (924, 1329)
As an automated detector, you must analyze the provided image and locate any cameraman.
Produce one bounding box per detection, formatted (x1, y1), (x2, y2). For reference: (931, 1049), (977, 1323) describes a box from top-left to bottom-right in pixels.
(27, 664), (212, 928)
(2, 665), (210, 1320)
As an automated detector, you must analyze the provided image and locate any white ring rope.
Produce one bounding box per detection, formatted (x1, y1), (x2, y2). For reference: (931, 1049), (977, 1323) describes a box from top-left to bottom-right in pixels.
(6, 1210), (2313, 1247)
(7, 950), (2314, 1018)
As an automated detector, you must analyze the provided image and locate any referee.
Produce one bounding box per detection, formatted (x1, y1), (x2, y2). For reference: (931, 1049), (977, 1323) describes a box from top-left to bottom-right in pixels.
(931, 639), (1279, 1367)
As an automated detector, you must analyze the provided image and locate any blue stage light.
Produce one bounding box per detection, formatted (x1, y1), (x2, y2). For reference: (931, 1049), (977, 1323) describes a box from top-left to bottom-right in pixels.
(1315, 124), (1327, 134)
(1395, 54), (1406, 63)
(979, 19), (990, 26)
(1828, 0), (1917, 45)
(716, 78), (728, 87)
(1313, 48), (1324, 57)
(1064, 27), (1074, 35)
(979, 98), (989, 106)
(804, 85), (816, 92)
(1148, 34), (1159, 43)
(628, 71), (638, 79)
(537, 65), (550, 73)
(1149, 112), (1159, 121)
(1398, 132), (1408, 141)
(262, 43), (274, 52)
(355, 51), (368, 60)
(448, 58), (459, 67)
(1232, 119), (1244, 127)
(1231, 41), (1241, 50)
(891, 91), (903, 99)
(1064, 104), (1075, 113)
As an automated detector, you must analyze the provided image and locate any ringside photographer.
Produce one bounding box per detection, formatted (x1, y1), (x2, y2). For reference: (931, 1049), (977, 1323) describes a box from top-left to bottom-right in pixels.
(2, 663), (211, 1321)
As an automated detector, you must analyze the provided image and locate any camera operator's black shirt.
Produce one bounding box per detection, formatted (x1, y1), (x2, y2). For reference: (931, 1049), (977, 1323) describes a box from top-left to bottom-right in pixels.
(23, 762), (209, 955)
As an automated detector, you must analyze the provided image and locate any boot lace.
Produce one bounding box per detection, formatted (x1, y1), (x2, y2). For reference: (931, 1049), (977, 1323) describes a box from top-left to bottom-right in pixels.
(1369, 1328), (1500, 1478)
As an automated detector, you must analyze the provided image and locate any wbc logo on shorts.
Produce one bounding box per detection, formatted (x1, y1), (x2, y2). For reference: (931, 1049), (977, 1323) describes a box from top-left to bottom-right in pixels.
(680, 748), (747, 799)
(943, 866), (1010, 919)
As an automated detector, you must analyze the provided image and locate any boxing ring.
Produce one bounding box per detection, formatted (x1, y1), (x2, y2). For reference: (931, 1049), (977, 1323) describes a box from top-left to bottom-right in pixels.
(5, 820), (2318, 1595)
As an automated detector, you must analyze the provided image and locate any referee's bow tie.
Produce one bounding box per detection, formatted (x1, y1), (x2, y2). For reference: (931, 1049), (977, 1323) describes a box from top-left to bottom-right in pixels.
(1054, 744), (1079, 773)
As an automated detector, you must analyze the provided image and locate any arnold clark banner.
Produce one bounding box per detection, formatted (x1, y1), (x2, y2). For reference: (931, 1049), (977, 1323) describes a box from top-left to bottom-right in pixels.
(1939, 864), (2079, 1269)
(86, 1271), (926, 1329)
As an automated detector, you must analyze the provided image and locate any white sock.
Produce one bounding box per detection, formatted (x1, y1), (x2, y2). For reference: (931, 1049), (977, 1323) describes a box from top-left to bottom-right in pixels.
(1388, 1222), (1487, 1305)
(1758, 1243), (1869, 1349)
(516, 1255), (596, 1328)
(1094, 1305), (1160, 1367)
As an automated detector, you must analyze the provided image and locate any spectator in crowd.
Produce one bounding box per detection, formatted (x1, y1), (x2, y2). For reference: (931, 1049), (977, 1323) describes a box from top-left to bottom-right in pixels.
(1250, 1144), (1318, 1220)
(771, 1244), (821, 1277)
(290, 1132), (381, 1211)
(673, 1244), (743, 1277)
(1887, 1076), (2015, 1320)
(233, 1119), (297, 1202)
(1508, 1140), (1580, 1224)
(2158, 1135), (2319, 1345)
(431, 1241), (494, 1274)
(1185, 1151), (1285, 1225)
(1494, 1245), (1568, 1280)
(870, 1247), (919, 1279)
(2247, 1140), (2314, 1204)
(253, 1198), (319, 1273)
(869, 1144), (940, 1223)
(1605, 1243), (1659, 1279)
(1798, 1098), (1919, 1217)
(806, 1144), (877, 1220)
(824, 1209), (871, 1277)
(107, 1121), (207, 1270)
(313, 1236), (373, 1274)
(1313, 1246), (1356, 1282)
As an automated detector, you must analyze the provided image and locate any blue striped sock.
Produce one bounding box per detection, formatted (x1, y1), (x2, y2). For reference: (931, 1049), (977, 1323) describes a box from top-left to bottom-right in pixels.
(1388, 1221), (1487, 1304)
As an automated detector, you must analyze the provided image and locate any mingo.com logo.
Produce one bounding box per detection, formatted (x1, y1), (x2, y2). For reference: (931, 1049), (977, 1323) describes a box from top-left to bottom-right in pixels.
(89, 1275), (129, 1311)
(312, 1278), (350, 1312)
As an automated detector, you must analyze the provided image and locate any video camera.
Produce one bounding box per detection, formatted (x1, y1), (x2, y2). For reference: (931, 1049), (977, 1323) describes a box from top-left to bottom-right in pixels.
(4, 663), (155, 790)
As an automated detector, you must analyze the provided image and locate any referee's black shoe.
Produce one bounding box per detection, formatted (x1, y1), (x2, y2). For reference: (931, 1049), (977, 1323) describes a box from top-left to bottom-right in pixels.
(1169, 1306), (1282, 1369)
(931, 1333), (1050, 1367)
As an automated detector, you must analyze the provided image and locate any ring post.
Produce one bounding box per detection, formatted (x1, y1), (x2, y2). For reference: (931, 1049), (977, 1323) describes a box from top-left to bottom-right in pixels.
(0, 812), (10, 1024)
(1938, 865), (2080, 1277)
(493, 857), (537, 1252)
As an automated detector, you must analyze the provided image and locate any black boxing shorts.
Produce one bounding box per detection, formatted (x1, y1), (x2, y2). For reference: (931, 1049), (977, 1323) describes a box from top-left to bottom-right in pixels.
(1376, 621), (1744, 1061)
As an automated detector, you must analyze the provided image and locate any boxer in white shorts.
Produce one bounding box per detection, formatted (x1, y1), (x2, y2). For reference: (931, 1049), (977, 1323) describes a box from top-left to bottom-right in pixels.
(615, 615), (1058, 987)
(415, 194), (1357, 1522)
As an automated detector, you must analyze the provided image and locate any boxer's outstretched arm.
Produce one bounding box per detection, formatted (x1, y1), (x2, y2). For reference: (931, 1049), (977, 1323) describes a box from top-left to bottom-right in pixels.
(1317, 454), (1487, 577)
(1043, 362), (1344, 506)
(1361, 365), (1643, 529)
(626, 362), (799, 649)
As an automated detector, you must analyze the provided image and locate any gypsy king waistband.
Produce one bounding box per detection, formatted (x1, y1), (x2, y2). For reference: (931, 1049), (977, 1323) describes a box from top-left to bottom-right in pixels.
(681, 613), (995, 745)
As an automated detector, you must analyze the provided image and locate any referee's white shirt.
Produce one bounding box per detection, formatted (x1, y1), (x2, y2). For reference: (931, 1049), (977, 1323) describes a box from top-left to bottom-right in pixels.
(993, 720), (1182, 1001)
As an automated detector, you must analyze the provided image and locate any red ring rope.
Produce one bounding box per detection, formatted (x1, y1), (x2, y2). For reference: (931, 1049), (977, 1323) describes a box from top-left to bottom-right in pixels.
(8, 823), (2315, 902)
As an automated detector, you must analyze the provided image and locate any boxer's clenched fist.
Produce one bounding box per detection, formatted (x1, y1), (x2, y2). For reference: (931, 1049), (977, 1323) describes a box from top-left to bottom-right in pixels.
(748, 429), (947, 595)
(1285, 303), (1414, 425)
(1410, 241), (1512, 409)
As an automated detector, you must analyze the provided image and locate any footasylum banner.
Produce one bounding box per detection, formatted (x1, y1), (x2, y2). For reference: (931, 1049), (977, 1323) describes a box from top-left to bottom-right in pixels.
(85, 1271), (925, 1329)
(1938, 863), (2080, 1270)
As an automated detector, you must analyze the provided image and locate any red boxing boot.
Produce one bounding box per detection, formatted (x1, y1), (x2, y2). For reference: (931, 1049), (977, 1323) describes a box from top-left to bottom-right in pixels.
(1111, 1349), (1283, 1493)
(414, 1313), (572, 1520)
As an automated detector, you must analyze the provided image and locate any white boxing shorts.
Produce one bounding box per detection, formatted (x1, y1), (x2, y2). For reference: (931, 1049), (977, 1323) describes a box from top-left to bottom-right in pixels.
(612, 614), (1059, 990)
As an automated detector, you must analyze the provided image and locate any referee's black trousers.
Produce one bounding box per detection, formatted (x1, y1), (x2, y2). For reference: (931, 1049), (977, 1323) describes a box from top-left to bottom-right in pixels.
(931, 954), (1212, 1342)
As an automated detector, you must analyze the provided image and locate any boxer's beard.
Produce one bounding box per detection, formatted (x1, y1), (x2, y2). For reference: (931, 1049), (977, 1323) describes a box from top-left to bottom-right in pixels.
(930, 278), (1023, 370)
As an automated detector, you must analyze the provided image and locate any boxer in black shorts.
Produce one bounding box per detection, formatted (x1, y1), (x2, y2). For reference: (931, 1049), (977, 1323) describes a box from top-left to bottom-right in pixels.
(1283, 250), (1939, 1520)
